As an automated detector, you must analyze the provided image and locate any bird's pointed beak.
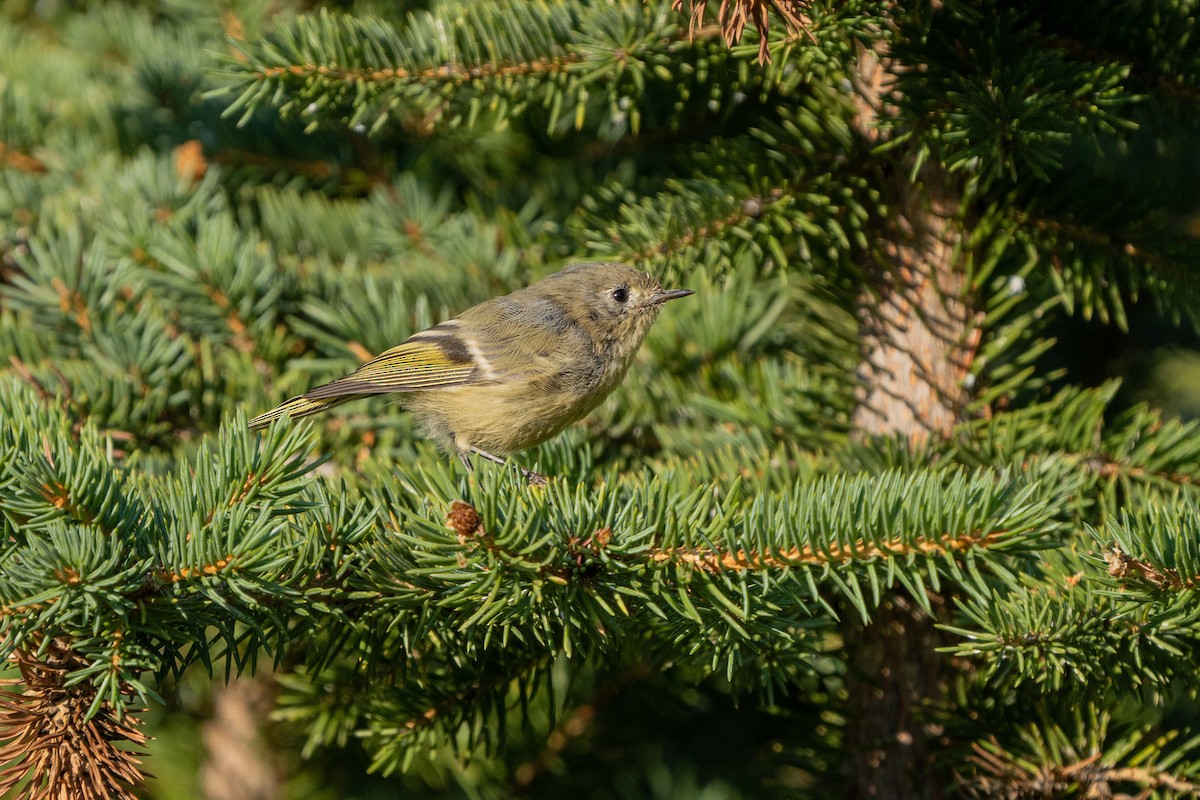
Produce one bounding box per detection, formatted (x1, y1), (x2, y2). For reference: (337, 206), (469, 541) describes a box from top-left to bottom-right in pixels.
(649, 288), (695, 305)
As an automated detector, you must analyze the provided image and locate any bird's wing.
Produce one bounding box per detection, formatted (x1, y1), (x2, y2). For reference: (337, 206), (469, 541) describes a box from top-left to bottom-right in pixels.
(303, 335), (479, 398)
(246, 394), (350, 429)
(246, 334), (481, 429)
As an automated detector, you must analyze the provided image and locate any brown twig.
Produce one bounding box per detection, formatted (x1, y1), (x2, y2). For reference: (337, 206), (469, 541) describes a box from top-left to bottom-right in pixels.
(1105, 544), (1197, 591)
(0, 642), (146, 800)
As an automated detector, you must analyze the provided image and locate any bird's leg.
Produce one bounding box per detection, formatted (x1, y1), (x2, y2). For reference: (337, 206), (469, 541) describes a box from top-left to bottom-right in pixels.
(468, 447), (548, 486)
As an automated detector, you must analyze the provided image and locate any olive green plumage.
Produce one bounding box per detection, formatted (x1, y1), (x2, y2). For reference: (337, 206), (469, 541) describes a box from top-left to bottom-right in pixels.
(249, 262), (693, 480)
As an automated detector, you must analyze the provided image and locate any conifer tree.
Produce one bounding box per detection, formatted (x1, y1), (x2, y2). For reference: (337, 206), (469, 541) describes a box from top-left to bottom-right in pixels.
(3, 1), (1200, 798)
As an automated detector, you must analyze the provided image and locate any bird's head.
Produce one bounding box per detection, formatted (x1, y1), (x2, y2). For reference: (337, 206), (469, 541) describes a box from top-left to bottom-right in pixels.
(544, 262), (693, 356)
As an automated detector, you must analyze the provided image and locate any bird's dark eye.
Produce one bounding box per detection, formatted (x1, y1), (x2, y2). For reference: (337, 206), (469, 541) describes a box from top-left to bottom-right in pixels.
(612, 286), (629, 303)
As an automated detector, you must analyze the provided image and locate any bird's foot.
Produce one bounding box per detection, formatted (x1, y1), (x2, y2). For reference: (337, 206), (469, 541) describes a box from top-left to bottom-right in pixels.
(463, 448), (549, 487)
(522, 469), (548, 487)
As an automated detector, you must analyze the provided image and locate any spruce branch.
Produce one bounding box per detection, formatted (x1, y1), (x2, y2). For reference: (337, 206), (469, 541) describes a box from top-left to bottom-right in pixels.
(943, 563), (1200, 692)
(0, 384), (362, 700)
(1045, 32), (1200, 105)
(252, 52), (579, 86)
(1099, 498), (1200, 596)
(577, 125), (871, 280)
(942, 586), (1121, 689)
(1104, 544), (1197, 592)
(276, 648), (562, 773)
(891, 4), (1138, 185)
(1019, 208), (1200, 331)
(952, 384), (1200, 513)
(213, 0), (858, 137)
(0, 642), (146, 800)
(1035, 3), (1200, 99)
(216, 3), (687, 134)
(649, 527), (1010, 573)
(957, 706), (1200, 799)
(374, 465), (1061, 651)
(623, 190), (781, 265)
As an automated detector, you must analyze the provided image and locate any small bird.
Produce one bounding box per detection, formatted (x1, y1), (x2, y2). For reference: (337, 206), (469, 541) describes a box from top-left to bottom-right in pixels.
(249, 262), (693, 483)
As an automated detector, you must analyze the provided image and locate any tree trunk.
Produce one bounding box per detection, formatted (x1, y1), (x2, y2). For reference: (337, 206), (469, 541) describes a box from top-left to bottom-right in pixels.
(842, 26), (977, 800)
(852, 170), (972, 442)
(200, 677), (283, 800)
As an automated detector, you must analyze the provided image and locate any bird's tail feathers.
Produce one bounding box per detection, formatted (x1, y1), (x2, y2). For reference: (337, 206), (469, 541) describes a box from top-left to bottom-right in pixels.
(247, 394), (350, 430)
